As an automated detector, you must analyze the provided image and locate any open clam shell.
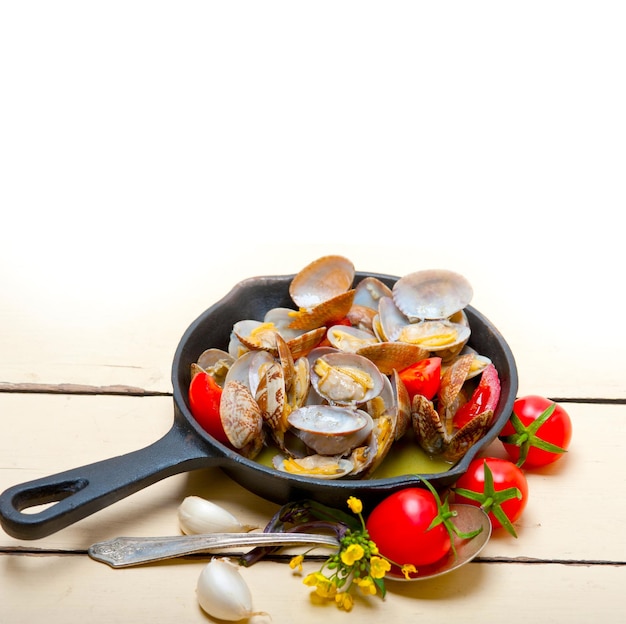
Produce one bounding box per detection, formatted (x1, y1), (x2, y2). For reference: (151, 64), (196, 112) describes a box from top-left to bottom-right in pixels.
(289, 405), (374, 456)
(272, 454), (354, 479)
(309, 351), (385, 405)
(326, 325), (379, 353)
(353, 276), (393, 309)
(397, 319), (471, 352)
(392, 269), (473, 321)
(289, 254), (355, 309)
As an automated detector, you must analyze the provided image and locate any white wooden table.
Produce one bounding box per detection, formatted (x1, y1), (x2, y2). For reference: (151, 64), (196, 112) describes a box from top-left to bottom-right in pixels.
(1, 4), (624, 623)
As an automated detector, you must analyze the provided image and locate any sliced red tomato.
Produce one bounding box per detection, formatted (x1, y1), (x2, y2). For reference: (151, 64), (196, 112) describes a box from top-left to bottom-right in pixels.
(398, 357), (442, 401)
(188, 371), (230, 445)
(453, 363), (501, 429)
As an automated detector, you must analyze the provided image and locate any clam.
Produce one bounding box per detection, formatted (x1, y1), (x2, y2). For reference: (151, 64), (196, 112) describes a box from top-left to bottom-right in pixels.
(397, 319), (471, 353)
(350, 413), (396, 477)
(353, 276), (393, 309)
(435, 310), (471, 361)
(411, 360), (501, 462)
(219, 381), (263, 450)
(224, 350), (274, 396)
(392, 269), (473, 321)
(227, 331), (249, 359)
(364, 374), (393, 420)
(194, 348), (235, 387)
(391, 369), (411, 440)
(277, 341), (311, 412)
(272, 454), (354, 479)
(346, 304), (378, 333)
(262, 307), (307, 340)
(356, 341), (429, 376)
(288, 405), (374, 456)
(232, 318), (325, 359)
(375, 292), (471, 359)
(289, 254), (355, 309)
(288, 255), (356, 330)
(438, 353), (475, 432)
(374, 296), (407, 342)
(326, 325), (378, 353)
(442, 347), (492, 380)
(232, 320), (279, 353)
(287, 290), (355, 331)
(255, 361), (288, 436)
(310, 352), (385, 406)
(411, 395), (493, 462)
(284, 326), (328, 359)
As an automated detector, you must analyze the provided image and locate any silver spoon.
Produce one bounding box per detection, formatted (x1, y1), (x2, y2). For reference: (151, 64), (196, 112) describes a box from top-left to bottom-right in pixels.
(88, 531), (339, 568)
(88, 504), (491, 580)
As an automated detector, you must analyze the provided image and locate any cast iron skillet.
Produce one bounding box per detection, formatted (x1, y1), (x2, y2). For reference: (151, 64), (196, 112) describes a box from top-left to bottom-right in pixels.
(0, 272), (518, 540)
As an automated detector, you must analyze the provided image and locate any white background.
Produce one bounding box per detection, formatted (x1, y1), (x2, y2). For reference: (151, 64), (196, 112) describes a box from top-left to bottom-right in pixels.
(1, 1), (624, 396)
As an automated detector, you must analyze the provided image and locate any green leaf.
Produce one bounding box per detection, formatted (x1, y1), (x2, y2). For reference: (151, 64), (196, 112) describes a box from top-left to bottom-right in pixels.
(421, 477), (483, 557)
(374, 577), (387, 599)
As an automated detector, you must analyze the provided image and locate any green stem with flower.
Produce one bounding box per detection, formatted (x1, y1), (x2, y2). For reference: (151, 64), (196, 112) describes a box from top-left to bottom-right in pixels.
(243, 479), (483, 612)
(289, 496), (416, 611)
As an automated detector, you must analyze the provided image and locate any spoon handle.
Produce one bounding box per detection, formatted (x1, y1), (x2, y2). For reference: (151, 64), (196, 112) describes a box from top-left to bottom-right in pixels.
(88, 532), (340, 568)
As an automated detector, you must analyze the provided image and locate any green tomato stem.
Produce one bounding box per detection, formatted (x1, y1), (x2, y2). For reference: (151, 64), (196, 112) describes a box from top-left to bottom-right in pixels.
(499, 405), (567, 467)
(452, 461), (521, 538)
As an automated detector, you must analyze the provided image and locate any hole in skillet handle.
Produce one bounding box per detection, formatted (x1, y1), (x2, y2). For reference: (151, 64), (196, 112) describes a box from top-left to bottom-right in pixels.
(171, 271), (519, 511)
(11, 479), (89, 515)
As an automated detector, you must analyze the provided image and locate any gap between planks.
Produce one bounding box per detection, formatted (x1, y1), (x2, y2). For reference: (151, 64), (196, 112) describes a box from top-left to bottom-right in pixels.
(2, 382), (626, 404)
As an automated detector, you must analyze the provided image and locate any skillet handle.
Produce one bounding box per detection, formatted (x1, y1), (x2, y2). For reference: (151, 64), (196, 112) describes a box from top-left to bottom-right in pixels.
(0, 420), (221, 540)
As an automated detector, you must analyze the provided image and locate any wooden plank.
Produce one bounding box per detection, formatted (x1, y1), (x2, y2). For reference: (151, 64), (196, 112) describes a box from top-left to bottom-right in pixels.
(1, 394), (623, 564)
(0, 554), (623, 623)
(1, 243), (625, 399)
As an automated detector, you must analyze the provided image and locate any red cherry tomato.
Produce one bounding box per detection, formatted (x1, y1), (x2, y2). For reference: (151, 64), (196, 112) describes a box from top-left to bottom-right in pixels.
(398, 357), (442, 401)
(365, 487), (451, 569)
(499, 395), (572, 468)
(188, 371), (230, 445)
(453, 457), (528, 537)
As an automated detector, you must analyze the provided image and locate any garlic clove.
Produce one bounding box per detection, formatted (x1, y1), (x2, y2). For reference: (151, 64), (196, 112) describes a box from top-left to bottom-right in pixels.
(177, 496), (257, 535)
(196, 557), (269, 621)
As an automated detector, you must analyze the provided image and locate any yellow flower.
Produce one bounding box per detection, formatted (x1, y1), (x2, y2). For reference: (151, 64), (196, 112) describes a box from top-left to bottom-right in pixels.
(347, 496), (363, 514)
(303, 572), (319, 587)
(335, 591), (354, 611)
(289, 555), (304, 572)
(401, 564), (418, 580)
(356, 576), (377, 595)
(340, 543), (365, 566)
(369, 556), (391, 579)
(304, 572), (337, 598)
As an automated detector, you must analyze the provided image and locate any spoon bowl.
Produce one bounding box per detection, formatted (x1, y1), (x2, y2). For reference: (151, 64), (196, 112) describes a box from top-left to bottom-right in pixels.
(385, 503), (492, 581)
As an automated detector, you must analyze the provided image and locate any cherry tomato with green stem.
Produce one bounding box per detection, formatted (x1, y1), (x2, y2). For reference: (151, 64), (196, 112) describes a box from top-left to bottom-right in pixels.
(365, 482), (481, 574)
(499, 395), (572, 468)
(453, 457), (528, 538)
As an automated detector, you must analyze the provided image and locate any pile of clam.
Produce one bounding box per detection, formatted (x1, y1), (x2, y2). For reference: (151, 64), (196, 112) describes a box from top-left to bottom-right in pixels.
(190, 255), (500, 480)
